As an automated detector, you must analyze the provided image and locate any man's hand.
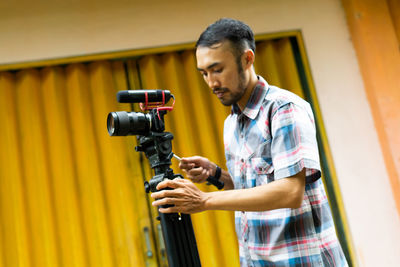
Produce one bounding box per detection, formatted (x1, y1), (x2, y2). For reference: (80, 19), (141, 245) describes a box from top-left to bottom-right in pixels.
(151, 178), (208, 214)
(178, 156), (216, 184)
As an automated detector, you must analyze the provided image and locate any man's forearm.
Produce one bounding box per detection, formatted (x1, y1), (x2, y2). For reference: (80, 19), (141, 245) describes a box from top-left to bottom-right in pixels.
(204, 170), (305, 211)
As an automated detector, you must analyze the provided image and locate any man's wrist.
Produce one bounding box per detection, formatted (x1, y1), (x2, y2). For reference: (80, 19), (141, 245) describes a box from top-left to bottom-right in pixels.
(214, 165), (222, 180)
(210, 163), (221, 179)
(209, 162), (216, 176)
(202, 192), (212, 211)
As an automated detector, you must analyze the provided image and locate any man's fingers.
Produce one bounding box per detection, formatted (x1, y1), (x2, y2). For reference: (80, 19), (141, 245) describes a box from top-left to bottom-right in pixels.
(151, 192), (191, 207)
(187, 166), (206, 176)
(158, 207), (175, 213)
(179, 156), (214, 183)
(189, 168), (209, 182)
(155, 179), (182, 191)
(152, 179), (190, 199)
(158, 205), (186, 214)
(179, 161), (195, 170)
(152, 197), (175, 207)
(181, 156), (202, 164)
(180, 156), (205, 169)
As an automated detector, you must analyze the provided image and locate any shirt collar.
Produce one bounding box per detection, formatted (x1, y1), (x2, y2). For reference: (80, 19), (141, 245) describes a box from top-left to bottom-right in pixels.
(231, 76), (269, 120)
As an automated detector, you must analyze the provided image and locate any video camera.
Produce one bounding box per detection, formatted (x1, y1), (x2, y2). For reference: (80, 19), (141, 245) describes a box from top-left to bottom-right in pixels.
(107, 90), (173, 136)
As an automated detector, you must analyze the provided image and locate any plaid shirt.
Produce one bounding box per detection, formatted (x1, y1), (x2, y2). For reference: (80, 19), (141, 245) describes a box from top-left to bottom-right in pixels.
(224, 76), (348, 266)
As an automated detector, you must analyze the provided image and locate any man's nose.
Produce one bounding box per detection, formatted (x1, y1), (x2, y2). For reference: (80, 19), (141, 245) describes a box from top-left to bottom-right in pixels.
(207, 75), (220, 89)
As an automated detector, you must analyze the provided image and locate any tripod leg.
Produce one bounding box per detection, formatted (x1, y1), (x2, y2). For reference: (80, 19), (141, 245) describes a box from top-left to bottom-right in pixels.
(159, 212), (201, 267)
(180, 214), (201, 266)
(159, 212), (181, 266)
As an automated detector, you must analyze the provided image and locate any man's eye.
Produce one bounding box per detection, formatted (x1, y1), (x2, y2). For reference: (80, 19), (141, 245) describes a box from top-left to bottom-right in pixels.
(201, 72), (208, 77)
(214, 68), (223, 73)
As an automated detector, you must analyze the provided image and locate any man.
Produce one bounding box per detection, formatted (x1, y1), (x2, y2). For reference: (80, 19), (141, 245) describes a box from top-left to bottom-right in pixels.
(151, 18), (348, 266)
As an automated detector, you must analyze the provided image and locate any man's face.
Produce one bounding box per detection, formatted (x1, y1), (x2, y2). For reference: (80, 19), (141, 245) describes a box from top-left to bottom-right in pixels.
(196, 41), (247, 106)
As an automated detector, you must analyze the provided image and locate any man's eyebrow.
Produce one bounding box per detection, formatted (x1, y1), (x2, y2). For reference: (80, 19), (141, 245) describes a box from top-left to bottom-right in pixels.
(197, 62), (221, 71)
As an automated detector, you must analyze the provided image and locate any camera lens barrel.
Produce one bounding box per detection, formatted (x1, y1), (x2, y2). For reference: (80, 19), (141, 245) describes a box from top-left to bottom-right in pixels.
(107, 111), (151, 136)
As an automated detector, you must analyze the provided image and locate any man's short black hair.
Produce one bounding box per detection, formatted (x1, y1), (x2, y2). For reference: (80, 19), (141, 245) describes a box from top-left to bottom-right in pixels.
(196, 18), (256, 58)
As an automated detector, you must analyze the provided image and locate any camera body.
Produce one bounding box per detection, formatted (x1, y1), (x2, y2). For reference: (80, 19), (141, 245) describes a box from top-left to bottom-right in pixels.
(107, 90), (171, 137)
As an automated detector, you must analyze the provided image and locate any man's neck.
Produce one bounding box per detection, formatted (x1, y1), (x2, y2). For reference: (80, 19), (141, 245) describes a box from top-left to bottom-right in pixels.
(237, 72), (259, 111)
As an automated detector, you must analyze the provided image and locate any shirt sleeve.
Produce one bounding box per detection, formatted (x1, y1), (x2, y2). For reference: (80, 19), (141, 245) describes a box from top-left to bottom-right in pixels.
(270, 102), (321, 183)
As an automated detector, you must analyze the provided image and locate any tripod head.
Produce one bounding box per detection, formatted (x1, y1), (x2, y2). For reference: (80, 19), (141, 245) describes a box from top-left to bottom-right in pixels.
(135, 131), (183, 193)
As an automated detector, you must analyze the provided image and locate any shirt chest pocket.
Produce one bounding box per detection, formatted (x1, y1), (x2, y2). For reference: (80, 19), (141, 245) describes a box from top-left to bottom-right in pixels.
(249, 157), (274, 186)
(249, 141), (274, 185)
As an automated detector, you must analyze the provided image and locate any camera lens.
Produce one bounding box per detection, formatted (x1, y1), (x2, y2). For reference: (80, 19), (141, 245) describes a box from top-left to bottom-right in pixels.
(107, 112), (118, 136)
(107, 111), (151, 136)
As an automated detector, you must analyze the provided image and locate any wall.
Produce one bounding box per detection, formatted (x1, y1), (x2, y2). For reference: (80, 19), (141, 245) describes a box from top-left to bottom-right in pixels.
(342, 0), (400, 221)
(1, 0), (399, 265)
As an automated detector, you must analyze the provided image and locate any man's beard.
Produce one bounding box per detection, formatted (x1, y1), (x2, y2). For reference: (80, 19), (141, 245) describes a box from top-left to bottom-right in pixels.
(217, 63), (247, 106)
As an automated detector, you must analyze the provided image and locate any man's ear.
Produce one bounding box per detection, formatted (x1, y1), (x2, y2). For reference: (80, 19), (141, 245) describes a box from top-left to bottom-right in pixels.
(243, 49), (255, 69)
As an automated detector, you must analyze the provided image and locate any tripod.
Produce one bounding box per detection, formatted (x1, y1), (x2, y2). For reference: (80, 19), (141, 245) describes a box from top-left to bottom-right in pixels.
(137, 131), (202, 267)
